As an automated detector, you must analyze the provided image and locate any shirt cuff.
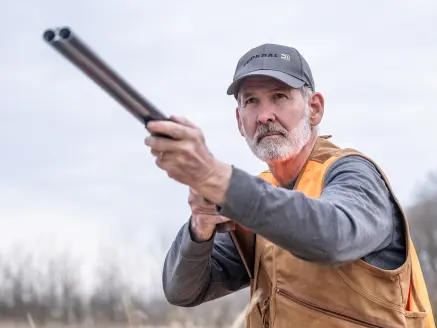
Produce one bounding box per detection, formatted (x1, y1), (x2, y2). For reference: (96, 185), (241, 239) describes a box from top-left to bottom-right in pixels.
(179, 217), (216, 259)
(217, 166), (261, 224)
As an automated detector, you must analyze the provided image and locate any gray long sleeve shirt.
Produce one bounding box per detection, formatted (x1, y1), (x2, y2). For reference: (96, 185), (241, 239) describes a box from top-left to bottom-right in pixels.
(161, 155), (406, 307)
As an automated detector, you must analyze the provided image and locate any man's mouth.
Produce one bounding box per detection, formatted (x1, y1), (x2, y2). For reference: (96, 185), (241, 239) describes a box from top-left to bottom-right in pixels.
(258, 132), (283, 141)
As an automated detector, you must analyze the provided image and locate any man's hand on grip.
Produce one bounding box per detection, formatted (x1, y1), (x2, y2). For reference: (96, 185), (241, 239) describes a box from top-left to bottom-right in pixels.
(188, 188), (230, 242)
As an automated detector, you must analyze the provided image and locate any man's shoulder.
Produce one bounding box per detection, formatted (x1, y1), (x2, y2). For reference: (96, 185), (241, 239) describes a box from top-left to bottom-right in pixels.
(325, 149), (407, 270)
(323, 153), (388, 188)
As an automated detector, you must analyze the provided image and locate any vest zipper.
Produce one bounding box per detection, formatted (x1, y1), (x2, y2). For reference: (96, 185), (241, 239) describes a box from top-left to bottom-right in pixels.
(275, 288), (388, 328)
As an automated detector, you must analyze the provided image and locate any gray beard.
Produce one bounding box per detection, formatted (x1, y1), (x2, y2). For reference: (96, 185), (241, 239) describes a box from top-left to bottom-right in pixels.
(244, 108), (312, 163)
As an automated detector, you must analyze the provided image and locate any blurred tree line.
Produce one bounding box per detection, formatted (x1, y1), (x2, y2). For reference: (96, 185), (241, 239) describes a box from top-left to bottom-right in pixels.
(0, 245), (248, 327)
(0, 176), (435, 326)
(407, 172), (437, 317)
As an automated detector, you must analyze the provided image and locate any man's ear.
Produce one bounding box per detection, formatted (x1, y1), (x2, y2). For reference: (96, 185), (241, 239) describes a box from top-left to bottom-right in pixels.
(235, 107), (244, 136)
(308, 92), (324, 126)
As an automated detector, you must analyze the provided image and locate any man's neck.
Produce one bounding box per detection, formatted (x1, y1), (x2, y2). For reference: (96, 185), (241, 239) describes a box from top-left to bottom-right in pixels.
(268, 133), (318, 187)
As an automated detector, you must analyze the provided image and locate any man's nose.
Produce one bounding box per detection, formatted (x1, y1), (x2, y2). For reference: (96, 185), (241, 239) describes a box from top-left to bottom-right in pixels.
(257, 104), (276, 124)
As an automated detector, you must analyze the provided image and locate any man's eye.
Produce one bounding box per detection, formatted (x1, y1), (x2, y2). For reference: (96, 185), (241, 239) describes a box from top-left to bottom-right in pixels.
(245, 98), (257, 105)
(274, 93), (287, 99)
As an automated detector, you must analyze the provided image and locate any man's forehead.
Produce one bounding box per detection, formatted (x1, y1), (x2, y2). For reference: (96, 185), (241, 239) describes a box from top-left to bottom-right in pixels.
(239, 76), (290, 94)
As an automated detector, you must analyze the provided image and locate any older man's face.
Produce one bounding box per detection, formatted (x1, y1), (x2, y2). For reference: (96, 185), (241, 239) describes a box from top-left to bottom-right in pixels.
(236, 76), (312, 163)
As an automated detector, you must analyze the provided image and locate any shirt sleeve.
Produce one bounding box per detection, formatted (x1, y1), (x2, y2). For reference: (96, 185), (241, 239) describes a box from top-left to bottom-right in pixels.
(162, 217), (250, 307)
(217, 155), (395, 265)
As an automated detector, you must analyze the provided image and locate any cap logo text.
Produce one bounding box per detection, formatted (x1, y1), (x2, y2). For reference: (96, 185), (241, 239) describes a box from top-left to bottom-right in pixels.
(243, 53), (279, 67)
(281, 53), (291, 61)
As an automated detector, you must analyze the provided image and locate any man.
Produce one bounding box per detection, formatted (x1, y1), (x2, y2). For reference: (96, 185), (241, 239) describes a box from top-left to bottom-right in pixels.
(144, 44), (434, 327)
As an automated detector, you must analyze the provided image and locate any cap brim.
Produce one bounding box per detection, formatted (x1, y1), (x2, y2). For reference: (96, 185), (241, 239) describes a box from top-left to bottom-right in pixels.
(226, 70), (306, 96)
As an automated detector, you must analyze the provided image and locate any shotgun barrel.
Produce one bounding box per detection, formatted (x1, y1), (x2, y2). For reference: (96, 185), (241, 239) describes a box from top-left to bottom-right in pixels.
(42, 27), (169, 133)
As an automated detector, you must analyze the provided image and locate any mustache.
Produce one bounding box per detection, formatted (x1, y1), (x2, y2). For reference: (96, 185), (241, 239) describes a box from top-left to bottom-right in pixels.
(254, 123), (288, 142)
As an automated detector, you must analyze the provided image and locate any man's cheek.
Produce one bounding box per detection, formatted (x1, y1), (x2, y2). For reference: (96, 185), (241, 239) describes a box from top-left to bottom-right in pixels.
(243, 118), (257, 138)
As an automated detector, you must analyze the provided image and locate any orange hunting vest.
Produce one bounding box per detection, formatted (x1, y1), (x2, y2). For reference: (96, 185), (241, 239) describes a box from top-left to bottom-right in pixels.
(237, 136), (434, 328)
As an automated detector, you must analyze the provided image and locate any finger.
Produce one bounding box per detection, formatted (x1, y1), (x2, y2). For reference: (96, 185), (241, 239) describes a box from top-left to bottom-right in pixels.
(144, 136), (181, 152)
(155, 155), (174, 173)
(147, 120), (194, 140)
(170, 115), (198, 128)
(155, 156), (164, 170)
(193, 214), (227, 227)
(150, 149), (160, 157)
(151, 149), (177, 163)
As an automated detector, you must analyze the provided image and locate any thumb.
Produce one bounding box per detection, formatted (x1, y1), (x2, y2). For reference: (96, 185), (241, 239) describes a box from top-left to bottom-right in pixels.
(218, 216), (231, 223)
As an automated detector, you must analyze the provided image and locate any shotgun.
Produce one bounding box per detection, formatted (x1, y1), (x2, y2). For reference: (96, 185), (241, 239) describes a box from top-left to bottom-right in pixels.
(42, 27), (255, 278)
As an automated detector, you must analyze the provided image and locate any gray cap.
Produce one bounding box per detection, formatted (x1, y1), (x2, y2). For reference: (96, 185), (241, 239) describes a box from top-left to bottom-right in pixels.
(226, 43), (315, 96)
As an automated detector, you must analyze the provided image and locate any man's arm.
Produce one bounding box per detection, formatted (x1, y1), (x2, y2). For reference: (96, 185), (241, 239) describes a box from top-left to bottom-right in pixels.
(162, 155), (399, 306)
(162, 218), (249, 307)
(216, 155), (396, 266)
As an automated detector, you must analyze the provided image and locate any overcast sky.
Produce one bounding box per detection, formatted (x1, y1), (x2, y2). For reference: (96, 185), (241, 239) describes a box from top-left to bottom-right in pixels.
(1, 0), (436, 295)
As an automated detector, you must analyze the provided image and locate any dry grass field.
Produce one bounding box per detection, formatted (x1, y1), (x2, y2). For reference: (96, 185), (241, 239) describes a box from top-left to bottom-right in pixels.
(0, 291), (261, 328)
(0, 324), (214, 328)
